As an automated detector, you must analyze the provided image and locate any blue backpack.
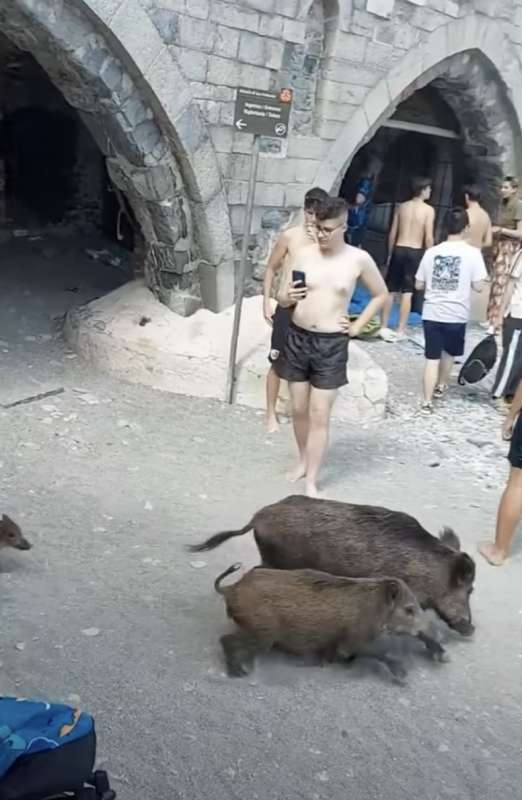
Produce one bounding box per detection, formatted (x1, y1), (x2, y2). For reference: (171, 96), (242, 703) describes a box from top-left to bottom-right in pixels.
(0, 698), (115, 800)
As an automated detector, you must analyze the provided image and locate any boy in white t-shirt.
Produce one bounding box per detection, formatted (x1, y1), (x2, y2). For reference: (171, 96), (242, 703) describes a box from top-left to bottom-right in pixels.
(415, 207), (488, 414)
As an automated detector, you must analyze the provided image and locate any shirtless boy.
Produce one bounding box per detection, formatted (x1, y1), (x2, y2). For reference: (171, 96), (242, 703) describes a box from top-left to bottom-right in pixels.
(263, 187), (328, 432)
(278, 197), (388, 498)
(464, 184), (493, 250)
(381, 177), (435, 342)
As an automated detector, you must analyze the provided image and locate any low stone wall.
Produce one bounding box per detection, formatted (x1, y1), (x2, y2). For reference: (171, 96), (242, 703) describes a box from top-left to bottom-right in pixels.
(64, 282), (387, 422)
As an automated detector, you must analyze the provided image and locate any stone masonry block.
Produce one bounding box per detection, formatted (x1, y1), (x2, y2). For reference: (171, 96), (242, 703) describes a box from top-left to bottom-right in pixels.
(169, 45), (208, 81)
(144, 46), (192, 123)
(207, 55), (241, 86)
(283, 19), (307, 44)
(364, 41), (401, 70)
(225, 179), (249, 204)
(189, 81), (235, 101)
(210, 125), (234, 153)
(362, 81), (391, 128)
(229, 154), (253, 180)
(80, 0), (126, 24)
(110, 0), (164, 76)
(255, 183), (285, 206)
(238, 0), (275, 11)
(316, 79), (368, 105)
(259, 14), (285, 38)
(313, 118), (345, 141)
(214, 25), (240, 58)
(209, 1), (260, 33)
(366, 0), (395, 18)
(238, 30), (266, 65)
(286, 135), (327, 160)
(284, 183), (307, 208)
(317, 99), (358, 123)
(326, 31), (367, 61)
(257, 158), (296, 183)
(239, 63), (271, 90)
(185, 0), (210, 19)
(277, 0), (299, 17)
(149, 8), (179, 44)
(321, 58), (379, 87)
(177, 15), (216, 51)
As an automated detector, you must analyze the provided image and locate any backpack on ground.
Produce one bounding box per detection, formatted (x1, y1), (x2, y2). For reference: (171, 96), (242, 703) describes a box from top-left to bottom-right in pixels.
(0, 697), (115, 800)
(458, 334), (498, 386)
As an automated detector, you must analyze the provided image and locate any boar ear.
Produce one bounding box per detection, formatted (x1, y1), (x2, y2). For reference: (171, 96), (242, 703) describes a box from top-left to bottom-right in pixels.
(439, 527), (460, 551)
(385, 579), (401, 606)
(452, 553), (475, 587)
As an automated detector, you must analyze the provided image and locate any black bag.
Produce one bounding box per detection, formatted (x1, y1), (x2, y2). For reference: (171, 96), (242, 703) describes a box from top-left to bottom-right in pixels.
(458, 334), (498, 385)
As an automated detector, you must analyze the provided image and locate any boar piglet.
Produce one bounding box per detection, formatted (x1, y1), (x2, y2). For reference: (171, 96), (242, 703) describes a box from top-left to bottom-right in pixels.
(215, 564), (436, 682)
(190, 495), (475, 649)
(0, 515), (31, 551)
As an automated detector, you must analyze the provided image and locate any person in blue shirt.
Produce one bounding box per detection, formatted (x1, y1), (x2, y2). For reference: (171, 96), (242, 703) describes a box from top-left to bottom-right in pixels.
(345, 157), (382, 248)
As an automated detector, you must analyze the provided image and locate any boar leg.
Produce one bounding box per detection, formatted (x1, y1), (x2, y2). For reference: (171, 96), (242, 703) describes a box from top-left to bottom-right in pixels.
(417, 632), (449, 663)
(342, 652), (408, 682)
(220, 632), (270, 678)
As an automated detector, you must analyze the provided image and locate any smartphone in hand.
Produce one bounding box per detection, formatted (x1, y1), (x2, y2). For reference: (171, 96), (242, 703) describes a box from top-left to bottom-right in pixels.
(292, 270), (306, 288)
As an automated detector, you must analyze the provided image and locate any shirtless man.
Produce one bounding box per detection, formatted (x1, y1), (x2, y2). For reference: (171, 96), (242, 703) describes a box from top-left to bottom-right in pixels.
(278, 196), (388, 497)
(464, 184), (493, 250)
(263, 187), (328, 432)
(380, 177), (435, 342)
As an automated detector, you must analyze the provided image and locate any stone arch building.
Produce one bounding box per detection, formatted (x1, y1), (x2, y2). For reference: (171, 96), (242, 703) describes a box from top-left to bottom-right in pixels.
(2, 0), (522, 315)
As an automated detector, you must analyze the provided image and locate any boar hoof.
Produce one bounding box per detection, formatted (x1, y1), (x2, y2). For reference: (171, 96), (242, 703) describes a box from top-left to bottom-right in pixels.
(227, 661), (251, 678)
(387, 660), (408, 682)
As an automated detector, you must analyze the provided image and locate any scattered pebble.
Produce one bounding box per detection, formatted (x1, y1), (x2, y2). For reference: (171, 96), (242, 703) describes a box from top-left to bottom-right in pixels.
(14, 642), (26, 652)
(81, 628), (100, 638)
(144, 501), (153, 511)
(190, 561), (207, 570)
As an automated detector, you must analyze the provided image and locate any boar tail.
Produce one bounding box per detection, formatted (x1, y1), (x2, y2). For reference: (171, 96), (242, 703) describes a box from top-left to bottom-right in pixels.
(214, 563), (242, 594)
(188, 520), (254, 553)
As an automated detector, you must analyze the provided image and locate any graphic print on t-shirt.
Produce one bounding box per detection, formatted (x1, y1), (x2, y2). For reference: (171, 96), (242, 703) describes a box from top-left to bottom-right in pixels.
(432, 255), (461, 292)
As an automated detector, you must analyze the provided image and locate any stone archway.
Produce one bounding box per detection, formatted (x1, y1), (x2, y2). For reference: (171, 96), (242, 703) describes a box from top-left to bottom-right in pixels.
(315, 14), (522, 202)
(0, 0), (235, 314)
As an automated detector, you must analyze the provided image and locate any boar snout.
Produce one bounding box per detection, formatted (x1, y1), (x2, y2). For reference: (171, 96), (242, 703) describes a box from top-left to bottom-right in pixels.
(16, 538), (32, 551)
(450, 618), (475, 637)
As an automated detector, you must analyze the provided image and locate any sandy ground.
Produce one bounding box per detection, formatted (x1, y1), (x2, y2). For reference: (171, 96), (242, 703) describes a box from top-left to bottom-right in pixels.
(1, 234), (521, 800)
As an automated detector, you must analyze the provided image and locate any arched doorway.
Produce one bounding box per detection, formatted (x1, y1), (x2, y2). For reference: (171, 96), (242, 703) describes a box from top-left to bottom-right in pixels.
(339, 84), (469, 263)
(0, 0), (234, 315)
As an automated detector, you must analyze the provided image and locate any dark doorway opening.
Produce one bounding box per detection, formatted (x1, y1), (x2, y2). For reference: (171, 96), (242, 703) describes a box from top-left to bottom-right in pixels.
(340, 85), (473, 266)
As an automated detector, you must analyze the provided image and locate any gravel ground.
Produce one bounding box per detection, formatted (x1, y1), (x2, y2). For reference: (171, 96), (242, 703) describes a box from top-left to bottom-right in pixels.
(1, 237), (521, 800)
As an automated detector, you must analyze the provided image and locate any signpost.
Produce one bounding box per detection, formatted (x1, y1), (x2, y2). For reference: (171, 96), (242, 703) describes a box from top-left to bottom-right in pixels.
(225, 87), (293, 404)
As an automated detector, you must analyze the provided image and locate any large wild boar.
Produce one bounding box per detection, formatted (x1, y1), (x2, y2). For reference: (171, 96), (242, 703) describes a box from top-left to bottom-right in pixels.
(191, 496), (476, 643)
(215, 563), (434, 681)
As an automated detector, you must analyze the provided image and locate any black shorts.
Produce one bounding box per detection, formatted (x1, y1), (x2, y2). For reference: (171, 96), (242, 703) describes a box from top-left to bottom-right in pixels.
(277, 322), (349, 390)
(508, 414), (522, 469)
(423, 320), (466, 360)
(268, 305), (292, 370)
(386, 246), (424, 294)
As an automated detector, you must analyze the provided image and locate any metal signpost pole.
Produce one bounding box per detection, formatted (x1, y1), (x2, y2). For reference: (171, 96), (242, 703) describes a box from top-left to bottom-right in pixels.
(225, 86), (292, 404)
(225, 134), (261, 404)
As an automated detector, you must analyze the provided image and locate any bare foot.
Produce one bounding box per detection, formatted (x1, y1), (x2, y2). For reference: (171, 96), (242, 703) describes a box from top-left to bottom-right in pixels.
(478, 541), (507, 566)
(266, 413), (280, 434)
(305, 482), (322, 499)
(287, 462), (307, 482)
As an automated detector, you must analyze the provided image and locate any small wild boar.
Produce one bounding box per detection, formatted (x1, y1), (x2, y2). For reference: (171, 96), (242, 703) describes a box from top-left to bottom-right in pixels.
(0, 514), (31, 552)
(191, 496), (476, 646)
(215, 563), (433, 681)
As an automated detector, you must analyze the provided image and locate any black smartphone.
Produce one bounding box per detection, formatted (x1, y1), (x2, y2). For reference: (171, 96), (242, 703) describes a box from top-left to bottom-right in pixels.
(292, 269), (306, 288)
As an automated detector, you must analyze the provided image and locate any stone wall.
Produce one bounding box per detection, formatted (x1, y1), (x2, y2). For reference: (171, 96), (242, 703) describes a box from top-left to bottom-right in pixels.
(138, 0), (522, 278)
(4, 0), (522, 313)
